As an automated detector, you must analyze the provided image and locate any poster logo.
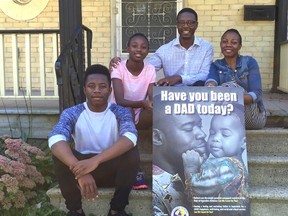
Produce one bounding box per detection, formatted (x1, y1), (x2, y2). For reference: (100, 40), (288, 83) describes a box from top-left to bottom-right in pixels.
(171, 206), (189, 216)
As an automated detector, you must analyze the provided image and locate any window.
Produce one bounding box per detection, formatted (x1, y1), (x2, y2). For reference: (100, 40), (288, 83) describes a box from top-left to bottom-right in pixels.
(115, 0), (182, 56)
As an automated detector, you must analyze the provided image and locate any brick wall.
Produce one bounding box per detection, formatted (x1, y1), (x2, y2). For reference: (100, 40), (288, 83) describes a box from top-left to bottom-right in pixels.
(0, 0), (59, 29)
(0, 0), (276, 91)
(185, 0), (276, 90)
(82, 1), (112, 67)
(0, 0), (59, 92)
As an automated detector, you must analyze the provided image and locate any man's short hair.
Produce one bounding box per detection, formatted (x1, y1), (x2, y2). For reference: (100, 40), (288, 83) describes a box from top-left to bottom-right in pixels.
(176, 8), (198, 21)
(84, 64), (111, 86)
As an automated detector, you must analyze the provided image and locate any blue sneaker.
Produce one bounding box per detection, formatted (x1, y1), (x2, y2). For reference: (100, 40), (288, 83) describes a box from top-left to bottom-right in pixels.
(132, 170), (148, 190)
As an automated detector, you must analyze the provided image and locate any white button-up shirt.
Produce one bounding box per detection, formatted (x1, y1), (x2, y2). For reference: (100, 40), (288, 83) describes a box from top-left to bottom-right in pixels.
(148, 36), (214, 86)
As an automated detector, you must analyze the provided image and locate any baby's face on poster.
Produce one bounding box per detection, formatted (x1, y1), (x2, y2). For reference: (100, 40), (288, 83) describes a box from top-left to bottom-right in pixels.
(207, 114), (245, 158)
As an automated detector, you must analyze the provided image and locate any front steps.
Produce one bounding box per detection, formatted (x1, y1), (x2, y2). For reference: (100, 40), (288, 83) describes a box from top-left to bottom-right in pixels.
(247, 128), (288, 216)
(47, 185), (288, 216)
(2, 94), (287, 215)
(46, 128), (288, 216)
(46, 128), (153, 216)
(47, 186), (152, 216)
(250, 186), (288, 216)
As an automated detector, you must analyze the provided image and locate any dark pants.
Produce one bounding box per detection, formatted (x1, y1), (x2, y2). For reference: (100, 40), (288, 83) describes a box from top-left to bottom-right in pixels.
(191, 80), (205, 86)
(53, 146), (140, 211)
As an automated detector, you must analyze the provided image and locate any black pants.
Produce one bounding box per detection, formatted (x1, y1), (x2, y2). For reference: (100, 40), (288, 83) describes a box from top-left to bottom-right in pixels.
(53, 146), (140, 211)
(191, 80), (205, 86)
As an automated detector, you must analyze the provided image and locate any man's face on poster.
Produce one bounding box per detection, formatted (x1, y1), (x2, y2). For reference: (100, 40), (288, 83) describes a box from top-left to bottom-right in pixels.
(162, 113), (207, 158)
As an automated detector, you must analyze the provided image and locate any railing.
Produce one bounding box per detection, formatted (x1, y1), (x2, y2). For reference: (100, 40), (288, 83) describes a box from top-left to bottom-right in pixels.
(55, 25), (92, 112)
(278, 40), (288, 93)
(0, 29), (60, 99)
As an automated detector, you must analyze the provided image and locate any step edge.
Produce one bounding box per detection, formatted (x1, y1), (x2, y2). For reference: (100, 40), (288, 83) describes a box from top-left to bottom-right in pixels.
(246, 128), (288, 135)
(248, 154), (288, 164)
(0, 109), (59, 115)
(47, 185), (152, 199)
(249, 186), (288, 200)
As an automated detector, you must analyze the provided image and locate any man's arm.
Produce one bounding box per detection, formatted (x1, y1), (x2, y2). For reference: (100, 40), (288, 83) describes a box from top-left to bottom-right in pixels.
(147, 51), (163, 72)
(157, 75), (182, 86)
(51, 140), (78, 167)
(72, 104), (137, 178)
(109, 57), (121, 72)
(51, 141), (98, 200)
(71, 136), (134, 179)
(148, 46), (183, 86)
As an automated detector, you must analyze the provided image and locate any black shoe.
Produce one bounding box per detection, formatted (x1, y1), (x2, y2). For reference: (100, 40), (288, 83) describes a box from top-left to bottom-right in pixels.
(67, 210), (86, 216)
(107, 208), (129, 216)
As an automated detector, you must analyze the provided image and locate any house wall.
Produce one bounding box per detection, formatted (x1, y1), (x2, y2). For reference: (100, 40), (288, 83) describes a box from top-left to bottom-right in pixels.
(184, 0), (276, 90)
(0, 0), (59, 93)
(0, 0), (276, 91)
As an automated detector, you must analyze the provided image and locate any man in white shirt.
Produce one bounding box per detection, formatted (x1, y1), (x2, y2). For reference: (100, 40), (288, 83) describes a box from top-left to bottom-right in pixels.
(110, 8), (214, 87)
(48, 64), (139, 216)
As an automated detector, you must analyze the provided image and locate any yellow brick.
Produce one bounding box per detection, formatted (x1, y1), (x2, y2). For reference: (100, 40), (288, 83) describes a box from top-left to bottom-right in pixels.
(212, 16), (229, 21)
(91, 2), (105, 7)
(229, 4), (244, 10)
(262, 25), (275, 31)
(82, 12), (94, 17)
(205, 0), (222, 4)
(195, 5), (212, 11)
(83, 2), (99, 7)
(82, 7), (98, 12)
(186, 0), (205, 5)
(222, 0), (244, 4)
(212, 5), (230, 10)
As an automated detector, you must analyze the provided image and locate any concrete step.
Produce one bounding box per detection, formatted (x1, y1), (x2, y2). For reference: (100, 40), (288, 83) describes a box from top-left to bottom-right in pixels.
(27, 129), (287, 188)
(47, 186), (152, 216)
(47, 185), (288, 216)
(266, 115), (288, 128)
(137, 129), (152, 154)
(140, 153), (152, 184)
(246, 128), (288, 154)
(248, 154), (288, 186)
(137, 129), (152, 184)
(250, 186), (288, 216)
(263, 92), (288, 128)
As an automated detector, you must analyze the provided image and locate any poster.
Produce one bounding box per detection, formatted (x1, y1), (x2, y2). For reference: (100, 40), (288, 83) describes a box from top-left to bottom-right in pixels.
(152, 86), (249, 216)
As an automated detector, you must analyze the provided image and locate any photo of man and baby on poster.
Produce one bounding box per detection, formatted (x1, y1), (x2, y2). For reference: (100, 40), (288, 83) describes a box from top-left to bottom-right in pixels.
(153, 87), (249, 216)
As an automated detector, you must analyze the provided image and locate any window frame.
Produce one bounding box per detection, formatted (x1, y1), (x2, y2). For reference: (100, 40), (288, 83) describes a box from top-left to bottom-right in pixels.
(114, 0), (183, 59)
